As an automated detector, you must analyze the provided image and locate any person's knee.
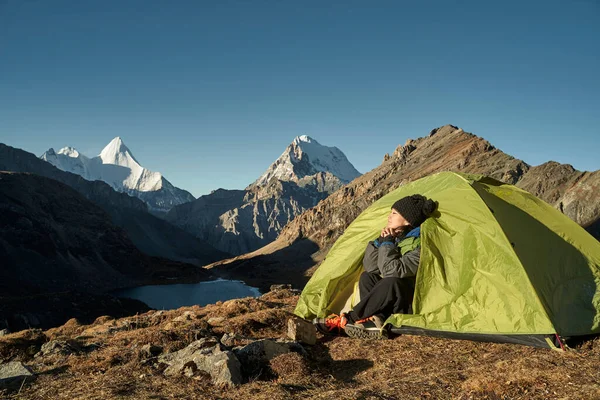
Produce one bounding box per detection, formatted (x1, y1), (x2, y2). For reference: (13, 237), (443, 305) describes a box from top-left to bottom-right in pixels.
(380, 277), (403, 287)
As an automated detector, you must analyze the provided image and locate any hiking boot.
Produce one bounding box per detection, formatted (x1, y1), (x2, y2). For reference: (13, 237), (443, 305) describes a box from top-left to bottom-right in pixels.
(312, 313), (348, 335)
(344, 315), (387, 340)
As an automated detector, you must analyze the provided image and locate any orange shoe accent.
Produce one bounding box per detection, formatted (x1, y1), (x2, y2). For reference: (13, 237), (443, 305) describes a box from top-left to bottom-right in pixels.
(325, 313), (348, 331)
(313, 313), (348, 334)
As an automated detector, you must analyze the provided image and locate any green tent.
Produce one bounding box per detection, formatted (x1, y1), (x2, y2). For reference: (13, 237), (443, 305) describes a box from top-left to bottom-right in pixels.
(295, 172), (600, 348)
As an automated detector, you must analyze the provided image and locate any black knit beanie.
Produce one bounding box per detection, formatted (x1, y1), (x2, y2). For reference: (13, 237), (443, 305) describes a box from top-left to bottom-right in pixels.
(392, 194), (437, 227)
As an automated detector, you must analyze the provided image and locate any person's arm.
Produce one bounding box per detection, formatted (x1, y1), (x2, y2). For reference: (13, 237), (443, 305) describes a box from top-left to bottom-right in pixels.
(362, 241), (380, 274)
(376, 245), (421, 279)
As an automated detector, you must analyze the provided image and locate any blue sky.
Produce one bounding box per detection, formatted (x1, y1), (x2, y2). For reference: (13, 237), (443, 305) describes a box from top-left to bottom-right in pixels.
(1, 0), (599, 197)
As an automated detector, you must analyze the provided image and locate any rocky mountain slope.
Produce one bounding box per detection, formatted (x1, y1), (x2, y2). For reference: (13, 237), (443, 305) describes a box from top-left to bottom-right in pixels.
(1, 143), (228, 266)
(2, 287), (599, 399)
(40, 137), (195, 214)
(0, 172), (211, 331)
(208, 125), (600, 290)
(167, 136), (361, 255)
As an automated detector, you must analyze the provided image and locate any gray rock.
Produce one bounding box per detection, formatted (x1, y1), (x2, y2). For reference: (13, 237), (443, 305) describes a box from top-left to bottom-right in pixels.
(287, 317), (316, 345)
(234, 339), (299, 378)
(173, 311), (196, 323)
(0, 329), (9, 337)
(207, 317), (225, 326)
(220, 333), (236, 347)
(140, 344), (163, 358)
(36, 340), (81, 357)
(158, 337), (242, 387)
(0, 362), (35, 391)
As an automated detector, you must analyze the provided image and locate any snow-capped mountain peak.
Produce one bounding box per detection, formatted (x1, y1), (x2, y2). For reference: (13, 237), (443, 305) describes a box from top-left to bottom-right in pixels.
(293, 135), (315, 145)
(99, 137), (141, 168)
(57, 146), (83, 158)
(40, 137), (195, 213)
(252, 135), (361, 187)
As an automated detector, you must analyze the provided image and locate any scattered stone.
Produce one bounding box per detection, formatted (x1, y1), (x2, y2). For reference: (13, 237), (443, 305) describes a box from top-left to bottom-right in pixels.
(161, 322), (175, 331)
(140, 344), (163, 358)
(35, 340), (81, 357)
(207, 317), (225, 326)
(149, 310), (167, 326)
(174, 311), (196, 323)
(220, 333), (254, 348)
(0, 329), (9, 337)
(287, 317), (316, 345)
(269, 284), (292, 291)
(158, 337), (242, 387)
(120, 319), (141, 330)
(0, 362), (35, 391)
(220, 333), (236, 347)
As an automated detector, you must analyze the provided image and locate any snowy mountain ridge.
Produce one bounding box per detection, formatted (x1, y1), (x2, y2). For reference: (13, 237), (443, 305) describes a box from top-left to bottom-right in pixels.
(252, 135), (361, 187)
(40, 137), (194, 213)
(168, 135), (362, 255)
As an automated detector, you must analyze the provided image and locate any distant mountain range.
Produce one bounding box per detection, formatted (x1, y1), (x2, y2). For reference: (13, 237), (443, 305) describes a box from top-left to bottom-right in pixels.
(0, 143), (228, 266)
(166, 135), (362, 255)
(40, 137), (195, 214)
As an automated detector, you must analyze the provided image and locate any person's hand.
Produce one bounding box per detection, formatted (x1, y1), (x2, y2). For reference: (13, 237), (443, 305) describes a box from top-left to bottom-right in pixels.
(380, 227), (403, 237)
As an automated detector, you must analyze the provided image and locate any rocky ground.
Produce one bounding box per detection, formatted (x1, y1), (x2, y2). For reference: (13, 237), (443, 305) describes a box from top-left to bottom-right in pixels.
(1, 287), (599, 400)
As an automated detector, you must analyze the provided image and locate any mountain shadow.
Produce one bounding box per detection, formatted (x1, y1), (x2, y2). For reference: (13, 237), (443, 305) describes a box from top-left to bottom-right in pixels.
(208, 238), (321, 292)
(0, 143), (228, 265)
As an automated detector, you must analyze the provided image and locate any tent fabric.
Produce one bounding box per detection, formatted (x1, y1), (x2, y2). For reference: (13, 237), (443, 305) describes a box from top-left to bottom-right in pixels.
(294, 172), (600, 339)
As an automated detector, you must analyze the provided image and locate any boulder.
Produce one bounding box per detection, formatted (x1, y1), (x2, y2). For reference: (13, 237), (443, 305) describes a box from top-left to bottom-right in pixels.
(287, 317), (316, 345)
(140, 344), (163, 359)
(207, 317), (225, 326)
(35, 340), (81, 357)
(0, 362), (35, 391)
(220, 333), (236, 347)
(158, 337), (242, 387)
(220, 333), (253, 348)
(173, 311), (197, 323)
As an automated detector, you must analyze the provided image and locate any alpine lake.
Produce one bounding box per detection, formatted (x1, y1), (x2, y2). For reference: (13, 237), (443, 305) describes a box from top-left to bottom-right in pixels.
(112, 279), (261, 310)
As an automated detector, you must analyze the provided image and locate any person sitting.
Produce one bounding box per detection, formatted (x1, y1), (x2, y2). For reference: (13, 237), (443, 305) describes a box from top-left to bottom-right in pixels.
(313, 194), (437, 339)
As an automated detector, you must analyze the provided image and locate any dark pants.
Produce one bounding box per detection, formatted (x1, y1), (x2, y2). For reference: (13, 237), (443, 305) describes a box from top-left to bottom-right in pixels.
(347, 272), (414, 323)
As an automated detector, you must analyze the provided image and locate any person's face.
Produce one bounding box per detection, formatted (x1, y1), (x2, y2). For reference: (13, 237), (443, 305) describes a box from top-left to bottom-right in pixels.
(387, 208), (411, 230)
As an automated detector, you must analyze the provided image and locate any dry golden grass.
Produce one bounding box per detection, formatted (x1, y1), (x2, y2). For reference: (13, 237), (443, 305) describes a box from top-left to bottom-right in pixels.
(1, 288), (599, 400)
(270, 352), (310, 381)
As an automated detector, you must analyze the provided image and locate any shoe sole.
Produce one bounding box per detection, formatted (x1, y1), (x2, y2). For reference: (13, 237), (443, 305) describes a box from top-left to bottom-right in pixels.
(344, 324), (387, 340)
